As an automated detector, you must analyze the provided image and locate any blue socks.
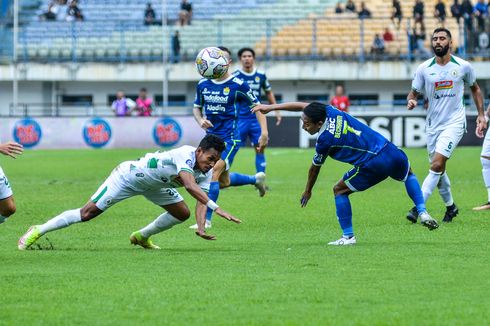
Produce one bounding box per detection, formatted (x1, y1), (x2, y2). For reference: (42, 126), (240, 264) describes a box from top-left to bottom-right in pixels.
(255, 153), (266, 173)
(205, 181), (220, 221)
(335, 194), (353, 237)
(404, 172), (427, 214)
(229, 173), (256, 186)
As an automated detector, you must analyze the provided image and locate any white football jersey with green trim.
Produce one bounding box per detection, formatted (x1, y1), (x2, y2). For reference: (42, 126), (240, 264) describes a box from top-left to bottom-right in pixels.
(115, 145), (211, 192)
(411, 55), (476, 131)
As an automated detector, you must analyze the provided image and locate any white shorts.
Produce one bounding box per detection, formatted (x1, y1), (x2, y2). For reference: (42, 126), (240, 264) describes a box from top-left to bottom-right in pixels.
(426, 123), (465, 161)
(90, 168), (183, 211)
(0, 166), (13, 200)
(481, 130), (490, 157)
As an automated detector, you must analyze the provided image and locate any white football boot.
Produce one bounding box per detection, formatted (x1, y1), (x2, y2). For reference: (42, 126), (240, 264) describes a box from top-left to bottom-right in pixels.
(419, 212), (439, 230)
(189, 220), (212, 229)
(254, 172), (267, 197)
(328, 236), (357, 246)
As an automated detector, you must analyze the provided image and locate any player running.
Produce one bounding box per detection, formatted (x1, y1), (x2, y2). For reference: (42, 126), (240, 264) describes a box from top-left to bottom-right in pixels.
(190, 46), (268, 229)
(406, 27), (487, 222)
(0, 141), (23, 224)
(253, 102), (438, 245)
(473, 102), (490, 210)
(18, 135), (240, 250)
(233, 47), (281, 174)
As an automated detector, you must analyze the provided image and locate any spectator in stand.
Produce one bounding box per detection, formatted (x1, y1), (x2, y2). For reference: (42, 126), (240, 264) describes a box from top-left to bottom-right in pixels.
(383, 27), (394, 43)
(40, 1), (58, 21)
(171, 30), (181, 63)
(391, 0), (403, 28)
(474, 0), (489, 32)
(435, 0), (447, 25)
(144, 3), (159, 26)
(179, 0), (192, 26)
(461, 0), (474, 31)
(358, 2), (372, 19)
(413, 0), (425, 28)
(335, 2), (344, 14)
(370, 34), (385, 55)
(112, 91), (136, 117)
(330, 85), (350, 112)
(414, 25), (431, 59)
(451, 0), (463, 25)
(135, 88), (154, 117)
(66, 0), (83, 22)
(345, 0), (356, 13)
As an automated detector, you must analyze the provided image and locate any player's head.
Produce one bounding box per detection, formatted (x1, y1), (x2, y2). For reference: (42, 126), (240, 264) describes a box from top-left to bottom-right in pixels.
(432, 28), (452, 57)
(238, 47), (255, 69)
(217, 46), (232, 64)
(302, 102), (326, 135)
(195, 134), (226, 173)
(139, 87), (147, 98)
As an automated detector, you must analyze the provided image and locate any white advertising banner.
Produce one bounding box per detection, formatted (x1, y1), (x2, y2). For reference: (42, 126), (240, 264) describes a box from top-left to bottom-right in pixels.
(0, 117), (206, 149)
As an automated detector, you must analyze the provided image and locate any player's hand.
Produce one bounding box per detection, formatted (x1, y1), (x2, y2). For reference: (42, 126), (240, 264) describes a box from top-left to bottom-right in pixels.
(257, 134), (269, 152)
(195, 230), (217, 240)
(199, 118), (214, 130)
(0, 141), (23, 159)
(407, 99), (417, 110)
(275, 112), (282, 126)
(475, 114), (487, 138)
(300, 191), (312, 207)
(215, 208), (241, 224)
(251, 104), (273, 115)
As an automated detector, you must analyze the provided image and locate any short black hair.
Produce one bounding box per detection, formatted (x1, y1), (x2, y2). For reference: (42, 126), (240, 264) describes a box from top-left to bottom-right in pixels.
(237, 47), (255, 58)
(217, 46), (232, 57)
(433, 27), (452, 39)
(303, 102), (327, 124)
(140, 87), (147, 92)
(198, 134), (226, 153)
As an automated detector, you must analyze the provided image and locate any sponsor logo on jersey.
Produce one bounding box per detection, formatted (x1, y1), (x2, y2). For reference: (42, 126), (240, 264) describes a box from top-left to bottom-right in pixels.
(334, 116), (343, 138)
(186, 159), (193, 168)
(327, 117), (336, 135)
(434, 93), (456, 99)
(153, 118), (182, 147)
(203, 94), (229, 103)
(13, 118), (42, 148)
(206, 104), (226, 112)
(223, 87), (230, 95)
(83, 118), (111, 148)
(435, 80), (453, 91)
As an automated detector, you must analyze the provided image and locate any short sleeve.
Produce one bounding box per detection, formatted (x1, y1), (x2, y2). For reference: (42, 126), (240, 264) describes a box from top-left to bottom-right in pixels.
(312, 139), (330, 166)
(411, 64), (425, 94)
(239, 82), (261, 107)
(463, 63), (476, 87)
(262, 73), (272, 92)
(173, 148), (195, 174)
(194, 83), (204, 108)
(198, 172), (212, 193)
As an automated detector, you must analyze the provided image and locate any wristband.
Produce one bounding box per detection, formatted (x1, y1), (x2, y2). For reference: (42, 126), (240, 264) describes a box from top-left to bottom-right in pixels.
(206, 200), (219, 211)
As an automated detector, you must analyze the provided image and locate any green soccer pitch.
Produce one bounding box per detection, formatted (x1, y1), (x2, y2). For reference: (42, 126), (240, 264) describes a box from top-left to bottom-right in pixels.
(1, 147), (489, 325)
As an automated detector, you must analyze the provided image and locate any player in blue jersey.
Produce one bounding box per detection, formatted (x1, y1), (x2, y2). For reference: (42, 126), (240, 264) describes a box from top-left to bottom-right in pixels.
(233, 47), (281, 174)
(253, 102), (439, 245)
(190, 47), (269, 229)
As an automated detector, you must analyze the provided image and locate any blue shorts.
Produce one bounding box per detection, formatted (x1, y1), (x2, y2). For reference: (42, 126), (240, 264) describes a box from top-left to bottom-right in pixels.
(221, 139), (241, 171)
(343, 142), (410, 192)
(238, 118), (261, 146)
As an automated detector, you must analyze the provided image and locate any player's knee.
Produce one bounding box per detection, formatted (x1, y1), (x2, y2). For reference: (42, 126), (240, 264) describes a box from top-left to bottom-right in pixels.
(0, 202), (16, 217)
(332, 183), (343, 196)
(80, 206), (98, 221)
(219, 179), (230, 188)
(174, 207), (191, 221)
(430, 161), (445, 173)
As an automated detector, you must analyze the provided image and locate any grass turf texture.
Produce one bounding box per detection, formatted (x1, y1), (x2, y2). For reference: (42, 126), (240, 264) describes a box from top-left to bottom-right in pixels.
(1, 147), (489, 325)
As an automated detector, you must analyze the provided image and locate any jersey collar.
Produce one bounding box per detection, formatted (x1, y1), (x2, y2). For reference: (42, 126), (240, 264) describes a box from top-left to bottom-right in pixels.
(210, 75), (234, 85)
(238, 68), (257, 76)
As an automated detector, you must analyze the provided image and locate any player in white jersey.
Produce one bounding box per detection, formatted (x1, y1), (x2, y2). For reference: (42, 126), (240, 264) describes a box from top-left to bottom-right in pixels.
(0, 141), (23, 224)
(406, 27), (487, 223)
(473, 102), (490, 210)
(18, 135), (241, 250)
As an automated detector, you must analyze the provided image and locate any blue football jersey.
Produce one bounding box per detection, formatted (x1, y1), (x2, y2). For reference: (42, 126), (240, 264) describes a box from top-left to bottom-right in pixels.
(232, 68), (271, 119)
(194, 75), (260, 141)
(313, 105), (389, 167)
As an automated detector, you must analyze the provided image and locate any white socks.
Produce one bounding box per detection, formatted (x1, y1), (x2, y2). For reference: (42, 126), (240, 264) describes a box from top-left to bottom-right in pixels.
(140, 212), (182, 238)
(0, 215), (6, 224)
(38, 209), (82, 235)
(437, 172), (454, 207)
(481, 157), (490, 202)
(421, 170), (442, 202)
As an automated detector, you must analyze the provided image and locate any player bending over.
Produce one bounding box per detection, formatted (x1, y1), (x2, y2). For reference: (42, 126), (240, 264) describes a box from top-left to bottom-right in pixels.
(253, 102), (439, 245)
(18, 135), (240, 250)
(0, 141), (23, 224)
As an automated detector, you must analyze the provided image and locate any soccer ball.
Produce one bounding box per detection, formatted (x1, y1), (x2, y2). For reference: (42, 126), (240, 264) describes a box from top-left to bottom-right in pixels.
(195, 47), (229, 79)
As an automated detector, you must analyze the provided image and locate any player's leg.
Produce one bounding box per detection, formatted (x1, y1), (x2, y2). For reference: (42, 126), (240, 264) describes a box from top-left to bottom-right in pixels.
(434, 125), (464, 222)
(0, 167), (15, 224)
(131, 189), (188, 249)
(473, 132), (490, 210)
(328, 178), (356, 245)
(250, 120), (266, 173)
(18, 173), (132, 250)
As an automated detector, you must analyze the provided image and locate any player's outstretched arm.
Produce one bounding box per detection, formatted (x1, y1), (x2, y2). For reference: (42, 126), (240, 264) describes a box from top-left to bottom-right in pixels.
(255, 110), (269, 151)
(252, 102), (309, 114)
(406, 90), (419, 110)
(266, 90), (282, 126)
(194, 201), (216, 240)
(193, 107), (214, 130)
(300, 164), (322, 207)
(470, 82), (487, 138)
(0, 141), (23, 159)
